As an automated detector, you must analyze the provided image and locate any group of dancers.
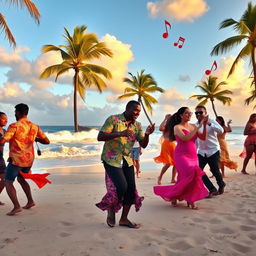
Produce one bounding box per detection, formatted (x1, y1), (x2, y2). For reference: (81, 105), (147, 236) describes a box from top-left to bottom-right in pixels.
(0, 100), (255, 224)
(96, 100), (256, 228)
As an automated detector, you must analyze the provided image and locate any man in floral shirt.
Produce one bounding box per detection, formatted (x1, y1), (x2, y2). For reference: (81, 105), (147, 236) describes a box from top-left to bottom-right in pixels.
(0, 103), (50, 216)
(97, 100), (155, 228)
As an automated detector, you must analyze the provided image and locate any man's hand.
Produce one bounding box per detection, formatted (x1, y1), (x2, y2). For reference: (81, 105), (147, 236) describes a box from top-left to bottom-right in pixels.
(120, 129), (133, 138)
(145, 123), (155, 135)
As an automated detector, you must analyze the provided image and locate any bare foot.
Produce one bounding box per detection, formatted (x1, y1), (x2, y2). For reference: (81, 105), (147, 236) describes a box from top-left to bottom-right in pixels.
(6, 207), (22, 216)
(187, 202), (198, 210)
(241, 170), (249, 175)
(157, 176), (161, 185)
(23, 202), (35, 209)
(0, 201), (5, 206)
(171, 179), (176, 184)
(119, 220), (140, 229)
(171, 198), (177, 207)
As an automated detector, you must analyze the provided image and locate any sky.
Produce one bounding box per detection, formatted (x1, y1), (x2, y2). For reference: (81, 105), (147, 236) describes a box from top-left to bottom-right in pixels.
(0, 0), (255, 127)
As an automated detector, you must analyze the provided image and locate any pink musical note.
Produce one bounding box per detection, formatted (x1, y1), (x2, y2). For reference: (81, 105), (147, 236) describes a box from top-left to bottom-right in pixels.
(162, 20), (171, 39)
(205, 60), (217, 75)
(174, 37), (185, 48)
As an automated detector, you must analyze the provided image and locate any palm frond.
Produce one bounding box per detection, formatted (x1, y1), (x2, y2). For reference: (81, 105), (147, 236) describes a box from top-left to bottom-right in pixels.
(118, 93), (137, 100)
(10, 0), (40, 23)
(83, 64), (112, 79)
(77, 77), (86, 101)
(41, 45), (71, 60)
(227, 43), (252, 77)
(0, 13), (16, 47)
(40, 63), (71, 80)
(211, 35), (248, 56)
(84, 42), (113, 60)
(219, 18), (238, 29)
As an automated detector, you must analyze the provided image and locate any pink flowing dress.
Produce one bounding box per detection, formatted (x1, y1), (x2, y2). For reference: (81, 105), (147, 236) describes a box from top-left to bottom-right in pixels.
(154, 129), (209, 203)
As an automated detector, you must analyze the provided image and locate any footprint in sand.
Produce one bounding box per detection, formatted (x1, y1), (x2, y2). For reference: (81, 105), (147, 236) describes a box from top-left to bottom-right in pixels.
(240, 225), (256, 232)
(247, 233), (256, 240)
(230, 242), (251, 254)
(3, 237), (18, 244)
(209, 218), (222, 224)
(59, 232), (72, 238)
(171, 240), (193, 251)
(60, 221), (74, 226)
(210, 227), (235, 234)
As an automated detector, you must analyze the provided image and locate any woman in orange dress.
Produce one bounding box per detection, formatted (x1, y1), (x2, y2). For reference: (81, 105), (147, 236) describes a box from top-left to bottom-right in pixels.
(240, 113), (256, 175)
(216, 116), (238, 178)
(154, 114), (176, 185)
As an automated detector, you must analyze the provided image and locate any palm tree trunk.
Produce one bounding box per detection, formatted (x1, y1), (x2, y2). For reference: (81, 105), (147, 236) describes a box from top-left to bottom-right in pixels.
(73, 70), (79, 132)
(138, 98), (153, 125)
(251, 47), (256, 91)
(210, 99), (218, 118)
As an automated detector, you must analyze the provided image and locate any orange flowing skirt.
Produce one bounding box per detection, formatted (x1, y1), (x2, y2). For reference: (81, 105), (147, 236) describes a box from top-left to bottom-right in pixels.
(154, 140), (176, 165)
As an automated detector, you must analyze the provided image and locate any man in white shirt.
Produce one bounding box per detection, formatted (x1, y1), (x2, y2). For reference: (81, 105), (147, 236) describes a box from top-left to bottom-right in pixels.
(195, 106), (226, 196)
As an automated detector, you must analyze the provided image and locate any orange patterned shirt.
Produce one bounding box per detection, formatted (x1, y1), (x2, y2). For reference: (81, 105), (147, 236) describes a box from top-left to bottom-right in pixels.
(1, 117), (48, 167)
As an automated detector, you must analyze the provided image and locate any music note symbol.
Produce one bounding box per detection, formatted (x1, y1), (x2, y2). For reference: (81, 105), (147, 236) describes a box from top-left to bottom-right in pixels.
(174, 37), (185, 48)
(205, 60), (217, 75)
(162, 20), (171, 39)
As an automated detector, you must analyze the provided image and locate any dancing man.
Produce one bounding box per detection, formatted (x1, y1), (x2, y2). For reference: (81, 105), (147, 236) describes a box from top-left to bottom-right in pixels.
(195, 106), (226, 196)
(0, 103), (50, 215)
(96, 100), (154, 228)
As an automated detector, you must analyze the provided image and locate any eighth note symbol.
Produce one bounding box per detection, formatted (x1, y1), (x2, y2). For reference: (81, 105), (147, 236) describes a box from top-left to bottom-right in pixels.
(205, 60), (217, 75)
(174, 37), (185, 48)
(162, 20), (171, 38)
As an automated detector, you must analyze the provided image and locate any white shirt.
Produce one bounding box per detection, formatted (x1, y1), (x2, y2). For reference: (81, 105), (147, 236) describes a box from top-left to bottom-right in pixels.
(196, 118), (223, 157)
(133, 140), (140, 148)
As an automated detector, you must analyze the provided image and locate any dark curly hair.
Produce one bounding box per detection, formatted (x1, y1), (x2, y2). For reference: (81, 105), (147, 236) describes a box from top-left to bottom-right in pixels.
(168, 107), (188, 141)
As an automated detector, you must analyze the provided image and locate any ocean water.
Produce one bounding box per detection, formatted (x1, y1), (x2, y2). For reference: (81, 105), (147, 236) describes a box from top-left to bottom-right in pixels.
(2, 126), (245, 170)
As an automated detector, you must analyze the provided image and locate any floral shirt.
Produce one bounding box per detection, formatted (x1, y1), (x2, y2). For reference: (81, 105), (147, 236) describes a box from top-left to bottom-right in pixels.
(100, 113), (144, 167)
(0, 117), (48, 167)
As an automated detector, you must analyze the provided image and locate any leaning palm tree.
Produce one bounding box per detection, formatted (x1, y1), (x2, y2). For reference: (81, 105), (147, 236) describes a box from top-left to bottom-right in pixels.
(40, 25), (113, 132)
(189, 76), (233, 117)
(0, 0), (40, 47)
(118, 70), (164, 124)
(211, 2), (256, 104)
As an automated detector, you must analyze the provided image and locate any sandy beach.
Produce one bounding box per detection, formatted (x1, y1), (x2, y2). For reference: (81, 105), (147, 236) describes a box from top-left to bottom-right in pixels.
(0, 149), (255, 256)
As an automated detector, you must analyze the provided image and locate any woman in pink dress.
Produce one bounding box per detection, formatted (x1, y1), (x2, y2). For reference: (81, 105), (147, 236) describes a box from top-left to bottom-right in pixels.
(154, 107), (209, 209)
(241, 113), (256, 174)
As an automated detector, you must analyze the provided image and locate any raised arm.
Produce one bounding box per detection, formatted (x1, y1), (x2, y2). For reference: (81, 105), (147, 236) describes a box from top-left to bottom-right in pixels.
(139, 123), (155, 148)
(159, 114), (171, 132)
(224, 119), (232, 133)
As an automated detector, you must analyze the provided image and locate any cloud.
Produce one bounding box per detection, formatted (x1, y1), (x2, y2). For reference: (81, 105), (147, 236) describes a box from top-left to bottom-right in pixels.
(0, 47), (59, 89)
(92, 34), (134, 94)
(147, 0), (209, 22)
(178, 75), (190, 82)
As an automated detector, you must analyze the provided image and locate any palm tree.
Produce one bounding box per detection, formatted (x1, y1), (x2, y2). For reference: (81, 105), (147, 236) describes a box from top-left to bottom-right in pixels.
(189, 76), (233, 117)
(210, 2), (256, 105)
(40, 25), (113, 132)
(0, 0), (40, 47)
(118, 70), (164, 124)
